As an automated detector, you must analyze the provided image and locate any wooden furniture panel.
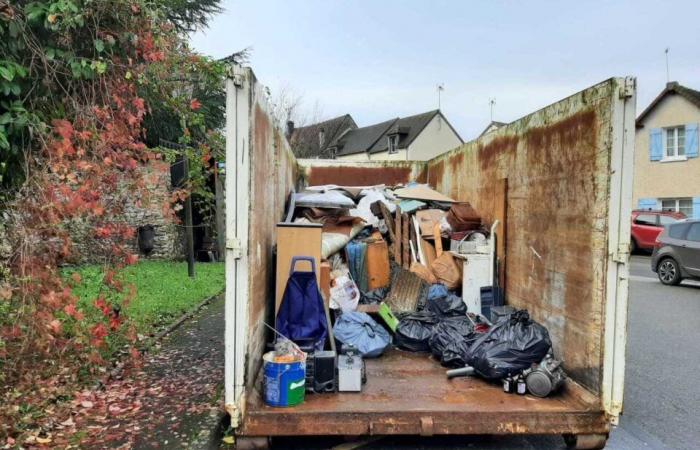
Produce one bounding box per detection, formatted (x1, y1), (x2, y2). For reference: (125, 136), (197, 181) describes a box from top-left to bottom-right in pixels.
(275, 223), (322, 314)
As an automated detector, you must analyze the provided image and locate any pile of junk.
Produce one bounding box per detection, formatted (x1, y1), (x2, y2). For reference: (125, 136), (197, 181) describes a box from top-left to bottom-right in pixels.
(263, 182), (566, 408)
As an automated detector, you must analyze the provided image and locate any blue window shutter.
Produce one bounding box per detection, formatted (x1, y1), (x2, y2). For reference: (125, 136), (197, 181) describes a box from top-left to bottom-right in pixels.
(637, 198), (657, 210)
(685, 123), (699, 158)
(693, 197), (700, 219)
(649, 128), (663, 161)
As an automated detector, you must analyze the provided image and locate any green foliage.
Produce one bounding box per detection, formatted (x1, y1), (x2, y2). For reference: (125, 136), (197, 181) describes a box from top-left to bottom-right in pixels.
(157, 0), (223, 33)
(65, 260), (224, 334)
(0, 0), (225, 197)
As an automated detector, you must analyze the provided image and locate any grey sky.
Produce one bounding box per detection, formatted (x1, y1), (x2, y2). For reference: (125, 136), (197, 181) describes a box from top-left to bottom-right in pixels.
(191, 0), (699, 140)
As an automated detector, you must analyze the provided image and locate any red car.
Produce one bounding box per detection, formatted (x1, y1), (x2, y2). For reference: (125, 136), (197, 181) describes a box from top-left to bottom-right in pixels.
(631, 210), (686, 252)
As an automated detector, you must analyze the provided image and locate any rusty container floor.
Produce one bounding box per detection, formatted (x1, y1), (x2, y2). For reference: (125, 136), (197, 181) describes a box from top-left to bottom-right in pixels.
(241, 350), (609, 437)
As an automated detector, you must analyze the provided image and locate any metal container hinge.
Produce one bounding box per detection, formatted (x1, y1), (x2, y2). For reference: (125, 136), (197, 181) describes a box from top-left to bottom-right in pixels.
(619, 77), (635, 99)
(612, 243), (629, 263)
(226, 237), (244, 259)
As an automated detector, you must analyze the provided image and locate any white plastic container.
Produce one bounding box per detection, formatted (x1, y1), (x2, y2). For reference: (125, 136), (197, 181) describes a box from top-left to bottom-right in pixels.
(461, 253), (492, 315)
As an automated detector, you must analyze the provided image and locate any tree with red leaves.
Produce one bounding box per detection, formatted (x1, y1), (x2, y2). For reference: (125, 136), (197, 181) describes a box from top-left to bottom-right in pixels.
(0, 0), (225, 441)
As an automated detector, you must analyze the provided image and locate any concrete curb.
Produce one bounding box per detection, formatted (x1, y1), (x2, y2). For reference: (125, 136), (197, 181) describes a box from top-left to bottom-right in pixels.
(191, 409), (230, 450)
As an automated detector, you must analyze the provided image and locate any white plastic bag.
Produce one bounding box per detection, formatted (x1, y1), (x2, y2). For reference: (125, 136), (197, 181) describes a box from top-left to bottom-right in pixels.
(329, 275), (360, 312)
(349, 189), (396, 226)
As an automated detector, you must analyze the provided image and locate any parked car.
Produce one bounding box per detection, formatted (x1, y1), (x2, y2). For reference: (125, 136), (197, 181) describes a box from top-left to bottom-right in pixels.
(651, 219), (700, 285)
(631, 209), (686, 253)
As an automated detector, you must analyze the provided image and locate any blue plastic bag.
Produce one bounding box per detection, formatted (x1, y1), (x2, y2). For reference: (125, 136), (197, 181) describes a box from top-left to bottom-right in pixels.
(427, 284), (449, 300)
(333, 311), (392, 358)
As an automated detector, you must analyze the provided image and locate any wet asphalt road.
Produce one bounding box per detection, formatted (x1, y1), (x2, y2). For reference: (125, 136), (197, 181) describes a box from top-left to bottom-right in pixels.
(272, 255), (699, 450)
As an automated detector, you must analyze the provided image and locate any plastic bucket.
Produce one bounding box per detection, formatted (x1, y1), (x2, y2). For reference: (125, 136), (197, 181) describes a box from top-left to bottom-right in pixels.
(263, 352), (306, 407)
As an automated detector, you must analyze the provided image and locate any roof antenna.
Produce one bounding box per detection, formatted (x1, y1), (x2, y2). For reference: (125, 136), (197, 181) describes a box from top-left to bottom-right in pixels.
(665, 47), (670, 83)
(437, 83), (444, 109)
(489, 98), (496, 122)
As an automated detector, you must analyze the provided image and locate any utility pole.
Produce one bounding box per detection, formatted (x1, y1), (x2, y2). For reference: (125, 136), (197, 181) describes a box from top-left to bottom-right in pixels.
(437, 83), (444, 109)
(489, 98), (496, 122)
(665, 47), (670, 83)
(183, 154), (195, 278)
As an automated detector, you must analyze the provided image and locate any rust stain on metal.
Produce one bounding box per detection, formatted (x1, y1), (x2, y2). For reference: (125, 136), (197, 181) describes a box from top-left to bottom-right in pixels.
(426, 159), (444, 187)
(307, 166), (412, 186)
(414, 165), (428, 184)
(423, 106), (605, 393)
(448, 151), (464, 169)
(478, 135), (519, 173)
(525, 109), (597, 158)
(249, 104), (274, 323)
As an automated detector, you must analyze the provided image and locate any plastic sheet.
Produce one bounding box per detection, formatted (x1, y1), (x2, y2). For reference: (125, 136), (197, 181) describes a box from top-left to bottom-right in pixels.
(333, 311), (392, 358)
(466, 310), (552, 380)
(394, 311), (440, 352)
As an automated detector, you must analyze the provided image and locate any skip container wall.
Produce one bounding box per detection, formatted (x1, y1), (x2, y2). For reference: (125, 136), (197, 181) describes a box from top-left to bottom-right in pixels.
(224, 64), (635, 447)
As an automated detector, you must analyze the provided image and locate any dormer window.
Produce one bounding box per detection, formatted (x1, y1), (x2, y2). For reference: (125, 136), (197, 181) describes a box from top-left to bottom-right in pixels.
(388, 135), (399, 154)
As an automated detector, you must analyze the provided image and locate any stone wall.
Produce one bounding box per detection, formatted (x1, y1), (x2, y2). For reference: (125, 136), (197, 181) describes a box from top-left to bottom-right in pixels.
(0, 218), (10, 271)
(69, 160), (184, 265)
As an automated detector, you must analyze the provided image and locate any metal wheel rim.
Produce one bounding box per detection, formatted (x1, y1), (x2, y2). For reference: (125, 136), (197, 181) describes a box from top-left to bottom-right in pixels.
(659, 260), (676, 283)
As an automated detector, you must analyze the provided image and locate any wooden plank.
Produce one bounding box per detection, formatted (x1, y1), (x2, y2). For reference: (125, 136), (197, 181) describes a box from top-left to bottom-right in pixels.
(320, 260), (331, 305)
(494, 178), (507, 294)
(434, 222), (443, 257)
(401, 213), (410, 269)
(407, 214), (416, 267)
(411, 215), (425, 265)
(394, 208), (402, 264)
(415, 209), (445, 237)
(275, 223), (323, 314)
(379, 202), (396, 244)
(366, 237), (391, 290)
(420, 238), (437, 267)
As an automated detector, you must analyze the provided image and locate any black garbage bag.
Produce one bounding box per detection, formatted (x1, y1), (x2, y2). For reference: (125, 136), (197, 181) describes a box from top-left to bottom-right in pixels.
(465, 309), (552, 380)
(426, 293), (467, 317)
(428, 316), (478, 367)
(360, 286), (390, 304)
(394, 311), (440, 352)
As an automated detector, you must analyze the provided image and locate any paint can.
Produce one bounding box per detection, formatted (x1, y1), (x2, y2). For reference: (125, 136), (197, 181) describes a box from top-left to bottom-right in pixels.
(263, 351), (306, 407)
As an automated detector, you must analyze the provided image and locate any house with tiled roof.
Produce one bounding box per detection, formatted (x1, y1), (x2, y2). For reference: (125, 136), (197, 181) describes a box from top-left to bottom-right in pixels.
(287, 114), (358, 159)
(478, 120), (507, 138)
(634, 81), (700, 219)
(328, 109), (463, 161)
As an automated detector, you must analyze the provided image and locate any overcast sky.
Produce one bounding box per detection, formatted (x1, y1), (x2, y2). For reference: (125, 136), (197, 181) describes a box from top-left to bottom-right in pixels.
(191, 0), (700, 140)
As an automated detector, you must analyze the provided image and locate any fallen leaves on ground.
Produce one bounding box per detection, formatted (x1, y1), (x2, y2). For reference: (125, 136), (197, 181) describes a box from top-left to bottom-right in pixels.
(10, 304), (224, 449)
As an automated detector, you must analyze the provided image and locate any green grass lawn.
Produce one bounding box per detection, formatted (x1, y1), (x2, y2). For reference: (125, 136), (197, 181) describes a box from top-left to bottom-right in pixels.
(65, 260), (224, 335)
